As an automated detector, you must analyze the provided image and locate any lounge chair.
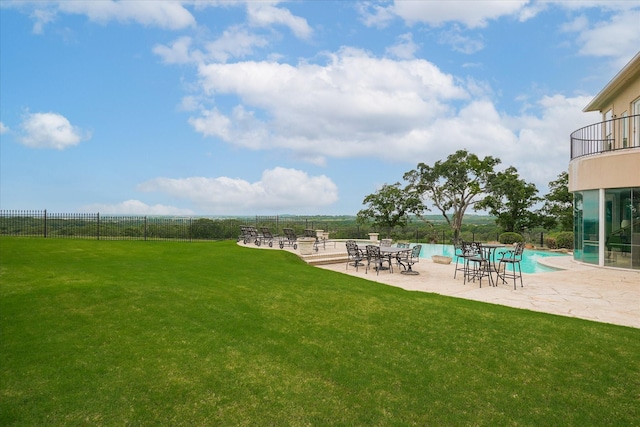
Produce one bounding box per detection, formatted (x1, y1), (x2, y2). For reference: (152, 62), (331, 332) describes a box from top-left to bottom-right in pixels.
(257, 227), (277, 247)
(279, 228), (298, 249)
(239, 225), (260, 245)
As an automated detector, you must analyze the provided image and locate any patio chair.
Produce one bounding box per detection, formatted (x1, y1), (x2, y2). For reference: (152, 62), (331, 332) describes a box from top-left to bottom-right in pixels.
(345, 240), (364, 271)
(466, 242), (493, 287)
(380, 238), (393, 248)
(396, 244), (421, 275)
(453, 239), (475, 279)
(496, 242), (525, 289)
(365, 245), (393, 275)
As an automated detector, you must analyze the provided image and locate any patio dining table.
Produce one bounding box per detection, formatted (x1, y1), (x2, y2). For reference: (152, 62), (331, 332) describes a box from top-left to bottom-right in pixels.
(379, 246), (413, 272)
(478, 243), (507, 284)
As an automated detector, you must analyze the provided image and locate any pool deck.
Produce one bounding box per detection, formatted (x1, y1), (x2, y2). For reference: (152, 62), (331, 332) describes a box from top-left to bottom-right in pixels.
(239, 240), (640, 329)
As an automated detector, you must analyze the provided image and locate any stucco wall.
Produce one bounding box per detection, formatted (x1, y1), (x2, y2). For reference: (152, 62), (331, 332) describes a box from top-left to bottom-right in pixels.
(568, 149), (640, 191)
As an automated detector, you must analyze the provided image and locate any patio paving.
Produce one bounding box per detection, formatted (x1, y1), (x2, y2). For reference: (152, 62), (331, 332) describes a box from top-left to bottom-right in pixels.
(238, 240), (640, 329)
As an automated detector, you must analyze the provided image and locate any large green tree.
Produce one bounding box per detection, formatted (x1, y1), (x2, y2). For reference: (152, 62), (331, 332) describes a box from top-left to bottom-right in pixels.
(357, 182), (423, 238)
(403, 150), (501, 239)
(475, 166), (541, 233)
(539, 172), (573, 231)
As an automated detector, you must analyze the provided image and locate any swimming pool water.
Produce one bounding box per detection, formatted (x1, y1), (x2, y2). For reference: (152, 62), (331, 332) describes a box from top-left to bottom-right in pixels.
(416, 244), (567, 274)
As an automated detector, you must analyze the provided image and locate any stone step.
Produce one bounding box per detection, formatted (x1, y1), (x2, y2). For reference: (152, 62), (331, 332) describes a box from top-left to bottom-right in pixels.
(301, 251), (348, 265)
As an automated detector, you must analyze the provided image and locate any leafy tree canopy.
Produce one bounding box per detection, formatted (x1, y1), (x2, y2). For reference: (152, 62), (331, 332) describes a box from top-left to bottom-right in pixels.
(475, 166), (541, 233)
(357, 182), (423, 238)
(403, 150), (500, 238)
(539, 172), (573, 231)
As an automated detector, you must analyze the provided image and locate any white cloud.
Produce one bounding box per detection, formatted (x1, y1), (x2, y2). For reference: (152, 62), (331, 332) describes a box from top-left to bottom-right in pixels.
(30, 7), (57, 34)
(356, 1), (397, 28)
(438, 26), (485, 54)
(246, 2), (312, 39)
(153, 36), (199, 65)
(19, 112), (90, 150)
(572, 10), (640, 68)
(153, 27), (270, 65)
(386, 0), (529, 28)
(189, 44), (602, 194)
(57, 0), (196, 30)
(502, 94), (601, 191)
(385, 33), (419, 59)
(190, 48), (468, 163)
(5, 0), (196, 33)
(204, 25), (270, 63)
(138, 167), (338, 214)
(80, 200), (194, 215)
(0, 122), (9, 134)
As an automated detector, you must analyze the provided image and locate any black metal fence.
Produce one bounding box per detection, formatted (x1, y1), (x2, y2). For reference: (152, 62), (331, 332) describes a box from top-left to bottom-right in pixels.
(0, 211), (371, 242)
(0, 210), (557, 247)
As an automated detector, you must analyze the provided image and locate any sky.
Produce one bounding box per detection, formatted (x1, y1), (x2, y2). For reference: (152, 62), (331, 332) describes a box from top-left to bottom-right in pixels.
(1, 1), (639, 216)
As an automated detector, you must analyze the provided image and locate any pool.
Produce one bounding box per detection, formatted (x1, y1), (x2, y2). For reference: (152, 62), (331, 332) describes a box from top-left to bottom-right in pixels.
(416, 244), (567, 274)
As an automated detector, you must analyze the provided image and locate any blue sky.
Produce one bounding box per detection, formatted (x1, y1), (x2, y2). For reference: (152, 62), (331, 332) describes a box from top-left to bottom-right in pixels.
(1, 1), (638, 216)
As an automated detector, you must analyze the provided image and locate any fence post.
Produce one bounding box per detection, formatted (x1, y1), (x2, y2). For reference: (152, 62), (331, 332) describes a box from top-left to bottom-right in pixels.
(144, 216), (148, 241)
(44, 209), (47, 238)
(540, 232), (544, 248)
(97, 213), (100, 240)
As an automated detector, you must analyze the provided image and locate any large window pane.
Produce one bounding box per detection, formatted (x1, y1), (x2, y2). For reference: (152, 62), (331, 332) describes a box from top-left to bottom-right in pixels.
(581, 190), (599, 265)
(605, 188), (632, 267)
(632, 188), (640, 270)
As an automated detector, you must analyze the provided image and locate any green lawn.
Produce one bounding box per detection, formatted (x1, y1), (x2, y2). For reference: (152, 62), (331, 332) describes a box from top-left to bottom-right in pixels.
(1, 237), (639, 425)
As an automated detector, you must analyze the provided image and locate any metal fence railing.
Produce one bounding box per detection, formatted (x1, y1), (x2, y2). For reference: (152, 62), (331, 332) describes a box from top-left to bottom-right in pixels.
(570, 114), (640, 160)
(0, 211), (365, 242)
(0, 210), (562, 248)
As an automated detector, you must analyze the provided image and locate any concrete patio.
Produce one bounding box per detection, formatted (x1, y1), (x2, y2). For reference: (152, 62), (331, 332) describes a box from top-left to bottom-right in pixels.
(239, 240), (640, 329)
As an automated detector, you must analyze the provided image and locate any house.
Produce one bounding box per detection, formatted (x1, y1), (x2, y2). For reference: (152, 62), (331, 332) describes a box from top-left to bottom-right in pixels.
(569, 51), (640, 270)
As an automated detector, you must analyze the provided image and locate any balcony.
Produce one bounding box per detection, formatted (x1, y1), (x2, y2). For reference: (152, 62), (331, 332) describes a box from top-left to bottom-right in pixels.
(570, 114), (640, 160)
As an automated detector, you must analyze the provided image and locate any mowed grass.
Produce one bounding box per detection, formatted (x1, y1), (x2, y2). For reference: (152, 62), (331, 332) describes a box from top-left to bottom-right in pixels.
(1, 237), (639, 426)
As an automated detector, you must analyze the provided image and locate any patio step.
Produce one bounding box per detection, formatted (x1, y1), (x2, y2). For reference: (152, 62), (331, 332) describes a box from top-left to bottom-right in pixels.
(301, 251), (349, 266)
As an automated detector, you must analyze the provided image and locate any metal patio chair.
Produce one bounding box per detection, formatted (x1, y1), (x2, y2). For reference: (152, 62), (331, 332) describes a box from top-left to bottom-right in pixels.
(396, 244), (421, 275)
(465, 242), (493, 287)
(365, 245), (393, 275)
(496, 242), (525, 289)
(345, 240), (364, 271)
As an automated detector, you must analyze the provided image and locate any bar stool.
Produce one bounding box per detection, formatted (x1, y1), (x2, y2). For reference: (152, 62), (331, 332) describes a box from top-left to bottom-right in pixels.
(496, 242), (525, 289)
(465, 243), (494, 287)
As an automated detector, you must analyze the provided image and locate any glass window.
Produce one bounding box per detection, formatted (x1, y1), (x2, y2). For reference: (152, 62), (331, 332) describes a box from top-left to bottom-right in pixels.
(632, 188), (640, 270)
(574, 190), (599, 265)
(605, 188), (631, 267)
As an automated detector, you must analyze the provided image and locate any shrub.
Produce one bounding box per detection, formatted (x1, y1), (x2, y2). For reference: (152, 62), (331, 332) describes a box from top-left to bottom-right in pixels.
(555, 232), (574, 249)
(545, 237), (557, 249)
(498, 232), (524, 244)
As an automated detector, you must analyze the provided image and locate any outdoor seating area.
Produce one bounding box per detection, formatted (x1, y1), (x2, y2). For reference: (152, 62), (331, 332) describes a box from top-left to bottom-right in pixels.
(238, 230), (530, 286)
(237, 233), (640, 328)
(451, 240), (526, 289)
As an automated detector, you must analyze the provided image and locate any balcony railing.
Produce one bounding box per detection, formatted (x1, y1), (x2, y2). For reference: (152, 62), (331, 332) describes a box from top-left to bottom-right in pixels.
(570, 113), (640, 160)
